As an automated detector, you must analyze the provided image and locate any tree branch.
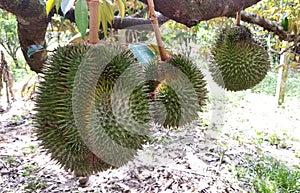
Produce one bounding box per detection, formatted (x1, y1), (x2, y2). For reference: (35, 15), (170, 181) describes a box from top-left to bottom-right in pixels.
(49, 8), (169, 31)
(239, 11), (300, 42)
(138, 0), (262, 27)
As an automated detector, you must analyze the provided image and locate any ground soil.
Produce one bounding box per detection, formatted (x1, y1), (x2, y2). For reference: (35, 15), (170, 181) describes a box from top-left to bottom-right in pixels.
(0, 90), (299, 193)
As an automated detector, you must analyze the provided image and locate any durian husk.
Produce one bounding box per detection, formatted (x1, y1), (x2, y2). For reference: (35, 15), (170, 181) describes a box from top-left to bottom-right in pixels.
(34, 43), (151, 175)
(145, 55), (207, 128)
(210, 25), (270, 91)
(73, 46), (151, 167)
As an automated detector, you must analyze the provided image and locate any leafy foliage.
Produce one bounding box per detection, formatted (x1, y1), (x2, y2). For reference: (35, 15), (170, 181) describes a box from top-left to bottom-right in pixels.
(251, 70), (300, 98)
(236, 155), (300, 193)
(247, 0), (300, 35)
(246, 0), (300, 57)
(0, 10), (20, 68)
(46, 0), (127, 38)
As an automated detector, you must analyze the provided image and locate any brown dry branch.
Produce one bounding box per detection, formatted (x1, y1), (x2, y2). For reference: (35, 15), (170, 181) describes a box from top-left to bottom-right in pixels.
(0, 51), (14, 106)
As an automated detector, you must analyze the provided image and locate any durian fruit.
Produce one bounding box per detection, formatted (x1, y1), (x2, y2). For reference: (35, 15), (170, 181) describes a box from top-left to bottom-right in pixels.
(34, 43), (151, 176)
(145, 55), (207, 128)
(73, 47), (151, 167)
(209, 25), (270, 91)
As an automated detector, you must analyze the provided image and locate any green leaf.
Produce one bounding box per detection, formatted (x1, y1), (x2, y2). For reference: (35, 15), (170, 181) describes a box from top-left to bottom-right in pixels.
(117, 0), (126, 19)
(46, 0), (55, 15)
(281, 16), (289, 31)
(103, 1), (114, 25)
(129, 43), (157, 64)
(27, 45), (44, 58)
(55, 0), (62, 13)
(75, 0), (88, 38)
(98, 3), (110, 37)
(97, 4), (101, 29)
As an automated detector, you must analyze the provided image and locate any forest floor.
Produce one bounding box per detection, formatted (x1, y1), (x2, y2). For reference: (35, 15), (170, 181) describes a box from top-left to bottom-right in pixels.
(0, 84), (300, 193)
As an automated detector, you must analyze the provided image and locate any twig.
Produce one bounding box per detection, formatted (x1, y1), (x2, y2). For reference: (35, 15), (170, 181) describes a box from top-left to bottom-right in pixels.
(236, 11), (241, 26)
(147, 0), (169, 61)
(279, 44), (296, 55)
(238, 11), (300, 43)
(163, 179), (174, 190)
(0, 158), (9, 170)
(217, 149), (226, 169)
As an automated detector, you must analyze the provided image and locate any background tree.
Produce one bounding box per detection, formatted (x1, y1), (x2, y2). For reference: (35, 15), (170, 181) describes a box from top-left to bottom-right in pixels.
(0, 10), (20, 68)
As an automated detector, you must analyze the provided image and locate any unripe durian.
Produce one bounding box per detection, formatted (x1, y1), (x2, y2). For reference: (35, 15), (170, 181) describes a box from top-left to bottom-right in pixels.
(34, 43), (151, 175)
(145, 55), (207, 128)
(209, 25), (270, 91)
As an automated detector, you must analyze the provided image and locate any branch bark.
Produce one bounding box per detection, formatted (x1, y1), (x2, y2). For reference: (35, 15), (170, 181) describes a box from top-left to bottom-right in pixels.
(0, 0), (48, 73)
(138, 0), (262, 27)
(239, 11), (300, 42)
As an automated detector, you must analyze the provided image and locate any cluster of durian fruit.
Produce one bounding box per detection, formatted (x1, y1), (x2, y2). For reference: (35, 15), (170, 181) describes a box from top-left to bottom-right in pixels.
(34, 24), (270, 176)
(34, 42), (207, 176)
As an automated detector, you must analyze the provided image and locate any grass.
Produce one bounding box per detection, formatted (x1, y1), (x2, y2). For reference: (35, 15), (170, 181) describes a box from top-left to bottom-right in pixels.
(22, 177), (46, 191)
(236, 155), (300, 193)
(219, 75), (300, 192)
(3, 156), (16, 164)
(251, 70), (300, 98)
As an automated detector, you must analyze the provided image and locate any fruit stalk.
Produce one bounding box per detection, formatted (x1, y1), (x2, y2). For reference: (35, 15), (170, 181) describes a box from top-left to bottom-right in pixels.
(147, 0), (169, 61)
(87, 0), (99, 44)
(236, 10), (241, 26)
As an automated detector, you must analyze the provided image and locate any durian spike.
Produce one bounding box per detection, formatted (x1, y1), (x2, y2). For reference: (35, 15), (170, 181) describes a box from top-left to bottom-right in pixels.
(236, 10), (241, 26)
(87, 0), (100, 44)
(147, 0), (169, 61)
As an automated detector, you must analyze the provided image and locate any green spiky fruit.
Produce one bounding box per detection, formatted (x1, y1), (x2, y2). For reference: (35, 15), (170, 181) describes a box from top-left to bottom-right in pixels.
(34, 43), (151, 176)
(209, 25), (270, 91)
(73, 46), (151, 167)
(145, 55), (207, 128)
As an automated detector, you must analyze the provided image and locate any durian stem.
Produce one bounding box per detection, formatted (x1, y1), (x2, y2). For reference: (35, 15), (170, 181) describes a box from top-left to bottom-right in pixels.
(236, 10), (241, 26)
(147, 0), (169, 61)
(88, 0), (99, 44)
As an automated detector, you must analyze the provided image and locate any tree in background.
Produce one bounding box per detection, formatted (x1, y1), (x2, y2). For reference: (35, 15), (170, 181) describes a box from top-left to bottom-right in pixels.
(0, 10), (20, 68)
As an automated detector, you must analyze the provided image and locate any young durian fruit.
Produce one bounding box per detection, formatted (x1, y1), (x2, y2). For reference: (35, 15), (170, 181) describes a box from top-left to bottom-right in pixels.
(34, 43), (151, 176)
(209, 25), (270, 91)
(145, 55), (208, 128)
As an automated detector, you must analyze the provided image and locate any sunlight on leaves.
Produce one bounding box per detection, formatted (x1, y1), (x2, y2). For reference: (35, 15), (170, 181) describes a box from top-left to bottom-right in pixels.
(46, 0), (55, 16)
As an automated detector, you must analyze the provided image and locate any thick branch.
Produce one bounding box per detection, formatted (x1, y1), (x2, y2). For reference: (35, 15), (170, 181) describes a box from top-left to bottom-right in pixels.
(139, 0), (262, 27)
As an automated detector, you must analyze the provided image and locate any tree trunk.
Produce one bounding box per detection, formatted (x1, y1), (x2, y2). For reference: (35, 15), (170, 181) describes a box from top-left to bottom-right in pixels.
(275, 41), (289, 106)
(0, 0), (48, 73)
